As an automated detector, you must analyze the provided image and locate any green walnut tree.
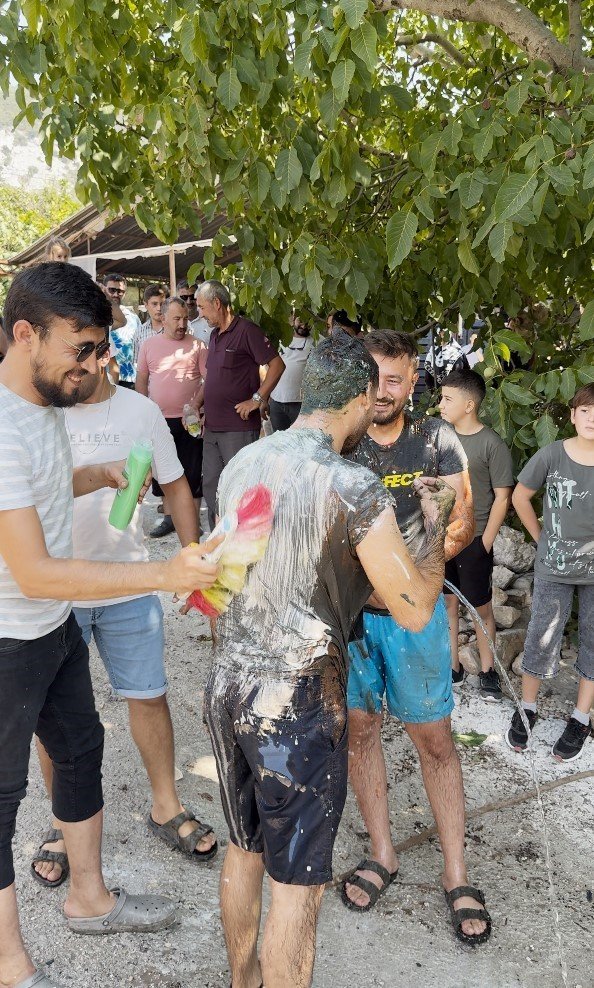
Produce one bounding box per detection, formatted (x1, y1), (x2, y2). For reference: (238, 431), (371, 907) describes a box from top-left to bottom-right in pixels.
(1, 0), (594, 464)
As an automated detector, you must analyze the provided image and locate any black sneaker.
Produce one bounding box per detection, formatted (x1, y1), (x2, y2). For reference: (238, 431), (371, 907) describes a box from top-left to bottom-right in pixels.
(552, 717), (592, 762)
(150, 515), (175, 538)
(505, 708), (537, 752)
(452, 666), (465, 685)
(479, 668), (503, 702)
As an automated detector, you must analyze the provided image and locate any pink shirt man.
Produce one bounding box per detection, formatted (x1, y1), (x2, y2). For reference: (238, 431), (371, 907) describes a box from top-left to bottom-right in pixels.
(137, 335), (207, 419)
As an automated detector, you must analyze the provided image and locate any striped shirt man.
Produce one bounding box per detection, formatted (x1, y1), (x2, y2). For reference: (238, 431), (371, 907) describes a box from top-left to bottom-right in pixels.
(134, 319), (162, 366)
(0, 383), (73, 638)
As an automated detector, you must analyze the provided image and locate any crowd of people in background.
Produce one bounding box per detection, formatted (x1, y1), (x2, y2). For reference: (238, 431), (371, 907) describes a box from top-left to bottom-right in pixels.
(0, 257), (592, 988)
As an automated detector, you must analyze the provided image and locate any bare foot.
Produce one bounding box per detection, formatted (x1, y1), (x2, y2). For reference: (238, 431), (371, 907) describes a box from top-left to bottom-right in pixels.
(343, 852), (399, 909)
(0, 953), (35, 988)
(63, 887), (116, 920)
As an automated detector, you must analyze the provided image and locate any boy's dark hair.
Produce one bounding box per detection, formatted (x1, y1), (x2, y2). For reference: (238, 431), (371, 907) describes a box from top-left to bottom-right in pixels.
(365, 328), (419, 369)
(3, 262), (112, 342)
(441, 368), (487, 412)
(570, 383), (594, 409)
(143, 283), (165, 304)
(301, 331), (379, 413)
(103, 272), (127, 285)
(441, 368), (486, 409)
(332, 309), (362, 334)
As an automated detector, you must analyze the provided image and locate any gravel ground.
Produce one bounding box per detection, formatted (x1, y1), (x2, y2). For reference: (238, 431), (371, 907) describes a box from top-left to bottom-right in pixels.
(14, 500), (594, 988)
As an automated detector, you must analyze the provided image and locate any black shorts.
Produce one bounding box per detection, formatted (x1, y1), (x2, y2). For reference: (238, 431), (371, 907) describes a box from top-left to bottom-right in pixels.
(204, 656), (348, 886)
(444, 535), (493, 608)
(152, 416), (203, 499)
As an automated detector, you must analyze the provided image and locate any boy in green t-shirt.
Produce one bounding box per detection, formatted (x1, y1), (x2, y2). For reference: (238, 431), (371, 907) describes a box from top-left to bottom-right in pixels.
(439, 369), (514, 701)
(507, 384), (594, 762)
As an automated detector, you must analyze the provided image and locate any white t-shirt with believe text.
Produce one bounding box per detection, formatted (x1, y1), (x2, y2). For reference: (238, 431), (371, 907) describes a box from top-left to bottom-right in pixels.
(0, 384), (73, 639)
(65, 387), (183, 608)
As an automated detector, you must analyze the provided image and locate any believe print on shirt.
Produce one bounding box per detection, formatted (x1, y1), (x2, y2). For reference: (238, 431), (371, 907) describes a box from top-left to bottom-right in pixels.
(204, 316), (278, 432)
(65, 387), (183, 607)
(215, 429), (394, 676)
(348, 414), (466, 551)
(518, 441), (594, 584)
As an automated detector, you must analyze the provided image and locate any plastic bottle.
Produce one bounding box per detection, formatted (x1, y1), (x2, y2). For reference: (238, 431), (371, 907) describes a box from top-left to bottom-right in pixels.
(183, 403), (202, 438)
(108, 439), (154, 531)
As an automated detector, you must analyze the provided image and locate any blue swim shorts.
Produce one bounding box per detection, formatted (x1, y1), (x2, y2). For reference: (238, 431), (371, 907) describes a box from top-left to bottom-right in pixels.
(347, 594), (454, 724)
(73, 595), (167, 699)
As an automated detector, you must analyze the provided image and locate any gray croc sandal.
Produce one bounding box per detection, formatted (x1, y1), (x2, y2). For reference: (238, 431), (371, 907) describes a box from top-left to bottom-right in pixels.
(66, 887), (177, 935)
(16, 972), (61, 988)
(31, 829), (69, 889)
(148, 809), (218, 862)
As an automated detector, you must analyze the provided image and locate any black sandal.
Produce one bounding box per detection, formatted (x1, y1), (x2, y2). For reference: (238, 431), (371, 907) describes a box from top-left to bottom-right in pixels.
(444, 885), (492, 946)
(340, 858), (399, 913)
(148, 809), (218, 862)
(30, 828), (70, 888)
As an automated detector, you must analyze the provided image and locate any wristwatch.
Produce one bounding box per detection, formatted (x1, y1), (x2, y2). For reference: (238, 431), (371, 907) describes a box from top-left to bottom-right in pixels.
(252, 392), (263, 404)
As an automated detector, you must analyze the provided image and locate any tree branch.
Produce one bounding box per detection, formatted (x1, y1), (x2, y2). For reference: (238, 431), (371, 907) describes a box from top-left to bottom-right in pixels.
(567, 0), (583, 66)
(394, 32), (468, 66)
(373, 0), (594, 73)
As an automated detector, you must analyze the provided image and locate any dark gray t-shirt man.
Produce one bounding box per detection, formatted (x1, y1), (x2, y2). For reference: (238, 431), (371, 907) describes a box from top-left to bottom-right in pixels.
(456, 426), (514, 537)
(348, 413), (466, 552)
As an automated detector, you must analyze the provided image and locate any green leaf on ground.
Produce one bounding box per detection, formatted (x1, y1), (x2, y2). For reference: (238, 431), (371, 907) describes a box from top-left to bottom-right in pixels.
(452, 730), (488, 748)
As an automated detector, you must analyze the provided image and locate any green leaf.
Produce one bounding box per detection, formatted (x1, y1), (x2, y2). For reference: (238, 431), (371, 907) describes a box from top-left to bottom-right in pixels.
(501, 381), (537, 406)
(338, 0), (369, 29)
(386, 210), (418, 269)
(442, 120), (463, 156)
(487, 221), (514, 262)
(275, 146), (303, 193)
(319, 88), (344, 127)
(583, 217), (594, 244)
(345, 266), (369, 305)
(216, 67), (241, 112)
(493, 329), (531, 357)
(350, 21), (377, 71)
(420, 132), (442, 176)
(305, 264), (323, 309)
(458, 172), (486, 209)
(578, 300), (594, 341)
(261, 264), (280, 300)
(473, 124), (494, 163)
(534, 413), (558, 447)
(505, 78), (530, 116)
(493, 173), (538, 222)
(331, 58), (356, 104)
(179, 17), (195, 64)
(452, 730), (488, 748)
(249, 161), (271, 208)
(559, 367), (576, 401)
(294, 37), (316, 78)
(457, 237), (480, 276)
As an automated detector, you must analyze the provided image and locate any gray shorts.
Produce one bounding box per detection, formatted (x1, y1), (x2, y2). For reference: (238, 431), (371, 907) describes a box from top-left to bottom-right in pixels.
(522, 578), (594, 682)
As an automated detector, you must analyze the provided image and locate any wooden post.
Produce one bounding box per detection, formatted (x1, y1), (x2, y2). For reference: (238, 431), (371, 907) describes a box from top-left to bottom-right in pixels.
(168, 246), (176, 296)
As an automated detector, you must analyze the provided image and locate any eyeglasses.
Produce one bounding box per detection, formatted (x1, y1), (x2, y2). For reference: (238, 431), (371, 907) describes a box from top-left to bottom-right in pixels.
(106, 287), (125, 296)
(179, 294), (194, 302)
(60, 336), (111, 363)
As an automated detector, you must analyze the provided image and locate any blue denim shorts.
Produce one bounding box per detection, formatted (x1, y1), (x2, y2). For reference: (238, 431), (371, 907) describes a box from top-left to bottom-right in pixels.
(73, 595), (167, 699)
(347, 595), (454, 724)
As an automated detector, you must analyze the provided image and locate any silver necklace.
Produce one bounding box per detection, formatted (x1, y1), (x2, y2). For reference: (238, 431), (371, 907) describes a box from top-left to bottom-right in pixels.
(65, 377), (115, 457)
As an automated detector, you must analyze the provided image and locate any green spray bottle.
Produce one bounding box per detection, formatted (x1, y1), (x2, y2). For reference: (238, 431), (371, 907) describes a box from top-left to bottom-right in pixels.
(108, 439), (154, 531)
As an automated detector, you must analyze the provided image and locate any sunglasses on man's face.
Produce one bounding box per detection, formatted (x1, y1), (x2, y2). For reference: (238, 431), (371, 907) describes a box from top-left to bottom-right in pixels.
(179, 294), (194, 302)
(106, 286), (125, 296)
(59, 336), (111, 363)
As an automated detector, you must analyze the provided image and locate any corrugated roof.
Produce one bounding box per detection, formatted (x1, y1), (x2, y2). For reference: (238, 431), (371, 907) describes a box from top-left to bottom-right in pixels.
(7, 203), (239, 280)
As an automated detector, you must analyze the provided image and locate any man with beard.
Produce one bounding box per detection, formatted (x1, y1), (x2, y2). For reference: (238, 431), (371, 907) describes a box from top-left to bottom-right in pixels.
(0, 263), (220, 988)
(341, 330), (492, 947)
(204, 332), (457, 988)
(268, 313), (313, 431)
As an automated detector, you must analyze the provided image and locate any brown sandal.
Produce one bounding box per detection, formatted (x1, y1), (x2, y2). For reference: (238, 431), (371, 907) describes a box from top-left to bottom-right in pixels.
(148, 809), (218, 862)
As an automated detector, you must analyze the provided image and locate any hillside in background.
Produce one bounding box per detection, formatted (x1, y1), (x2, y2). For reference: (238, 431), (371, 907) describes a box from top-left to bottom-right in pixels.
(0, 91), (78, 189)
